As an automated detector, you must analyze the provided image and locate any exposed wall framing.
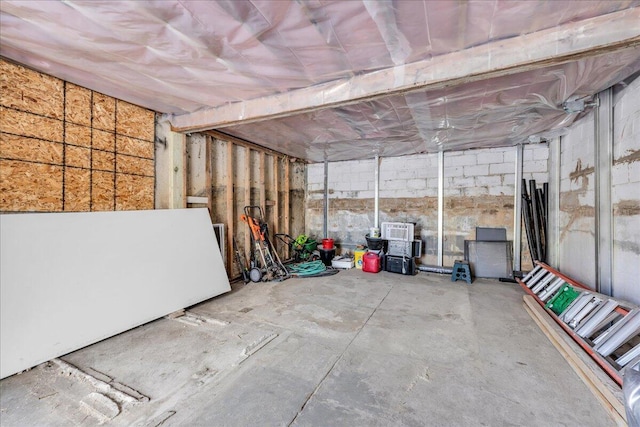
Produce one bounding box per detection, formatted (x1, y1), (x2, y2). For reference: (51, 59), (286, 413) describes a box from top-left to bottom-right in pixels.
(0, 59), (155, 212)
(187, 132), (305, 278)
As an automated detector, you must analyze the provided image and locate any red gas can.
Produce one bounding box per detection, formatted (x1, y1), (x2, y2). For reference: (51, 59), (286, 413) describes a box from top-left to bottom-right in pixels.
(362, 251), (381, 273)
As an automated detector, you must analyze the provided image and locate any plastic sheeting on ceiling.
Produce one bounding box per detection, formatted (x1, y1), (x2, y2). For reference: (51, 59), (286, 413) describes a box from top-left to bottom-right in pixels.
(1, 1), (640, 162)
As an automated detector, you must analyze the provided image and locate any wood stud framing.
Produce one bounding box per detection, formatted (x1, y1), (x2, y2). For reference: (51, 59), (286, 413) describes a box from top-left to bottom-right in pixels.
(203, 135), (304, 279)
(225, 141), (234, 273)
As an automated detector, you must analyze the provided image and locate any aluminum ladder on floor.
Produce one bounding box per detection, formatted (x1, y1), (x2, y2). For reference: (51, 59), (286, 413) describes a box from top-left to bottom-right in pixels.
(519, 263), (640, 386)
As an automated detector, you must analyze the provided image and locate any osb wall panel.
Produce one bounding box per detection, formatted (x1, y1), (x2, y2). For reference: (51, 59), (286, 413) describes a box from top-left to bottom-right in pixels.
(0, 160), (63, 211)
(0, 59), (155, 213)
(0, 59), (63, 120)
(92, 171), (115, 211)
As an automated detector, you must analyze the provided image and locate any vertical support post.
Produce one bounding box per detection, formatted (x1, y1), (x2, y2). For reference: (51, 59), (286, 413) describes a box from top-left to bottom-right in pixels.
(437, 151), (444, 266)
(595, 88), (613, 296)
(549, 136), (561, 267)
(283, 159), (290, 258)
(244, 147), (251, 261)
(205, 136), (213, 222)
(273, 156), (279, 234)
(323, 160), (329, 238)
(169, 131), (187, 209)
(225, 141), (234, 274)
(513, 144), (523, 271)
(374, 155), (380, 228)
(259, 152), (266, 210)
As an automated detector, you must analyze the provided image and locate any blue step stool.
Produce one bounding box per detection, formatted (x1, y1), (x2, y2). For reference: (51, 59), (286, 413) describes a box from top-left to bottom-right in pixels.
(452, 260), (473, 284)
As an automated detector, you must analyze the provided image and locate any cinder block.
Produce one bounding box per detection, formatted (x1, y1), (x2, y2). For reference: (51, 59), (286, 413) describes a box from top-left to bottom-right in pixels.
(333, 181), (351, 191)
(628, 161), (640, 183)
(523, 148), (534, 161)
(611, 164), (629, 186)
(444, 166), (463, 177)
(578, 190), (595, 206)
(502, 173), (515, 185)
(533, 147), (550, 160)
(350, 180), (369, 191)
(529, 172), (549, 184)
(426, 178), (439, 188)
(424, 187), (438, 197)
(450, 177), (475, 188)
(464, 186), (490, 197)
(475, 175), (501, 186)
(611, 182), (640, 201)
(489, 162), (514, 175)
(523, 160), (548, 173)
(488, 185), (515, 196)
(503, 149), (517, 163)
(382, 179), (406, 190)
(444, 188), (463, 197)
(464, 164), (489, 177)
(478, 152), (503, 164)
(445, 153), (476, 167)
(407, 178), (427, 190)
(307, 182), (324, 192)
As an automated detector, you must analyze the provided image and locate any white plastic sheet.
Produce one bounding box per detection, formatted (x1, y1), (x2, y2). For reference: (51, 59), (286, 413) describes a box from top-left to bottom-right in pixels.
(1, 1), (639, 161)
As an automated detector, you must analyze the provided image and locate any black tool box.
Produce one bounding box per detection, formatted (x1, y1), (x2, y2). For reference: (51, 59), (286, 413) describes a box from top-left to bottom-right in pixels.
(384, 255), (417, 275)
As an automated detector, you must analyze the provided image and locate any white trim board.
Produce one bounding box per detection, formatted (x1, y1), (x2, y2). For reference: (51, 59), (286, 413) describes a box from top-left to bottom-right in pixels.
(0, 208), (230, 379)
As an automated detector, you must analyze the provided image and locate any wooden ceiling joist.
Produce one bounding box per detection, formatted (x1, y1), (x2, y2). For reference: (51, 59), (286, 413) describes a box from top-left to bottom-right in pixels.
(169, 8), (640, 133)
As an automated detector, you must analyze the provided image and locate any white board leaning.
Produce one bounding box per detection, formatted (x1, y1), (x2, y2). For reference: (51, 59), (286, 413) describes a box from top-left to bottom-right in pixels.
(0, 208), (230, 379)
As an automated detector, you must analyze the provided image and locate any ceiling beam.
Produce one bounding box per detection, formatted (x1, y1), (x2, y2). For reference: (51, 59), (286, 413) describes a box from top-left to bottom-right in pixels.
(168, 8), (640, 133)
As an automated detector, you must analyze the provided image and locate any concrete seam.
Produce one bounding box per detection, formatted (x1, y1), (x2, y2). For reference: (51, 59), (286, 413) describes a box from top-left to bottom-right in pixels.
(287, 284), (395, 426)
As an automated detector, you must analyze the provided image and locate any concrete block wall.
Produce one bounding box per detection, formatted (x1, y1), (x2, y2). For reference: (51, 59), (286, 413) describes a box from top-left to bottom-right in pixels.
(307, 144), (549, 267)
(551, 76), (640, 305)
(611, 77), (640, 304)
(557, 111), (597, 286)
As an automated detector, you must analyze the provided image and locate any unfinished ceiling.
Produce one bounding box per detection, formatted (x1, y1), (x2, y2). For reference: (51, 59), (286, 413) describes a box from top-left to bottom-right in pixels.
(2, 1), (640, 161)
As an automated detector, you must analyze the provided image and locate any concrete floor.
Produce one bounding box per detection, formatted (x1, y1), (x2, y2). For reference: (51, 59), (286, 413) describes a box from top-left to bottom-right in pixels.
(0, 269), (613, 426)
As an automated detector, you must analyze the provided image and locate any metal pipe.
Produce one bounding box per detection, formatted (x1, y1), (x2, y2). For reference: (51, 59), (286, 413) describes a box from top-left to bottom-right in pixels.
(323, 159), (328, 237)
(437, 151), (444, 266)
(529, 180), (543, 261)
(550, 137), (561, 267)
(513, 144), (523, 271)
(522, 179), (538, 262)
(595, 88), (613, 296)
(374, 154), (380, 228)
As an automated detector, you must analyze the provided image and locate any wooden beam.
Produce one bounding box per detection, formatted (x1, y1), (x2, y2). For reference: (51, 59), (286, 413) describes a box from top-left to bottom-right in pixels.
(259, 152), (266, 211)
(205, 130), (300, 160)
(205, 135), (213, 222)
(168, 131), (187, 208)
(225, 141), (234, 274)
(272, 156), (279, 236)
(169, 8), (640, 132)
(283, 158), (290, 259)
(522, 296), (626, 425)
(244, 146), (251, 262)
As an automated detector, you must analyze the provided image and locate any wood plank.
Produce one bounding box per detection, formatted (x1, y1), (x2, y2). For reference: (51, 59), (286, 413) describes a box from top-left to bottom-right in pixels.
(259, 151), (266, 210)
(225, 141), (234, 274)
(283, 158), (290, 259)
(204, 130), (296, 160)
(169, 8), (640, 132)
(0, 208), (230, 379)
(244, 146), (251, 262)
(522, 296), (626, 424)
(205, 135), (213, 222)
(272, 156), (279, 237)
(168, 131), (186, 209)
